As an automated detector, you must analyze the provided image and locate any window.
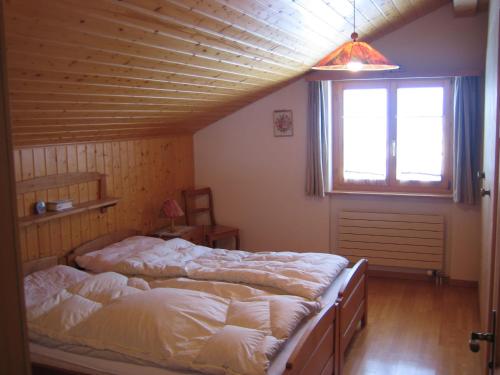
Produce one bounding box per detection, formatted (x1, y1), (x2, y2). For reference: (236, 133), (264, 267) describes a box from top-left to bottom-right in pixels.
(332, 79), (452, 195)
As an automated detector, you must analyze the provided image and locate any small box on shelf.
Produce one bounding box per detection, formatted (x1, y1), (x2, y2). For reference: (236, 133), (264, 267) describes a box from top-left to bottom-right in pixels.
(47, 199), (73, 211)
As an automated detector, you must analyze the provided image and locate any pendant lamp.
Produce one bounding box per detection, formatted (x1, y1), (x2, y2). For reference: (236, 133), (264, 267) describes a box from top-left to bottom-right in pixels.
(312, 1), (399, 72)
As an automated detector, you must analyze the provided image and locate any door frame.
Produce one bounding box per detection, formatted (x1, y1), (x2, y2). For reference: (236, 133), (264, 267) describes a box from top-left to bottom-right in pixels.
(0, 0), (30, 372)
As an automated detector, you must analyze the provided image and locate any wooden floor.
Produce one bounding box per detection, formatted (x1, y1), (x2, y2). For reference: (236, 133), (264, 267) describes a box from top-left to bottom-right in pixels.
(343, 277), (482, 375)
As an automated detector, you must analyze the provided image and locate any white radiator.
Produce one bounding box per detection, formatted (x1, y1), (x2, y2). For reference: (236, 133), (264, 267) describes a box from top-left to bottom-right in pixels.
(337, 211), (444, 271)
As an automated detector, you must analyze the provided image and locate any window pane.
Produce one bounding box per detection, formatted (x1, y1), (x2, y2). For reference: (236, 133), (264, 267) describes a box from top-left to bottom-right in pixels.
(343, 89), (387, 181)
(396, 87), (444, 182)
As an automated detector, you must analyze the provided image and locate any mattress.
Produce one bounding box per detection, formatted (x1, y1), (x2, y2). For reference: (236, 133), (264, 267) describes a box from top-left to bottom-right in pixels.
(30, 268), (350, 375)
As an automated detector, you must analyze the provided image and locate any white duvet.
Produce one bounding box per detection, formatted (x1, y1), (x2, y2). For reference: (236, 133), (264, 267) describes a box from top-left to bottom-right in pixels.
(26, 268), (320, 375)
(76, 237), (349, 300)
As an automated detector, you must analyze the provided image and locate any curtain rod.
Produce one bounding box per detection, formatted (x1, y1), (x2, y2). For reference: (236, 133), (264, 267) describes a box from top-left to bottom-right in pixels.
(305, 69), (483, 82)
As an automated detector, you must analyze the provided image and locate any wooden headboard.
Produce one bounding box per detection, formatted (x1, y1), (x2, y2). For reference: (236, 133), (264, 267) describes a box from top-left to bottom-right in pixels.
(23, 230), (141, 273)
(23, 256), (59, 276)
(66, 229), (140, 266)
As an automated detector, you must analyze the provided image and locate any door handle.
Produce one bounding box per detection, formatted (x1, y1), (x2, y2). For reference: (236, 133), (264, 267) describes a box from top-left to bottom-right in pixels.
(481, 188), (491, 197)
(470, 332), (494, 352)
(470, 310), (497, 372)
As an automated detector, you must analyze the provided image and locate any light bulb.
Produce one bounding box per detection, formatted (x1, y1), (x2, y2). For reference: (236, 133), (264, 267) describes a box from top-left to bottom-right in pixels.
(347, 61), (363, 72)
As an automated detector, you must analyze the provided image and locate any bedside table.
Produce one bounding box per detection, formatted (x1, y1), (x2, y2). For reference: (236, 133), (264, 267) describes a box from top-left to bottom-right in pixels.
(150, 225), (204, 245)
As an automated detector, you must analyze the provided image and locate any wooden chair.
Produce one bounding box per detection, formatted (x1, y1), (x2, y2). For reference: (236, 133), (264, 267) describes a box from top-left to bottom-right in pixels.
(182, 187), (240, 249)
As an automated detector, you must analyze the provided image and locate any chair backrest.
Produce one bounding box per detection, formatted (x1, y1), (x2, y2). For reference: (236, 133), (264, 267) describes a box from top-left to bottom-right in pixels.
(182, 187), (216, 226)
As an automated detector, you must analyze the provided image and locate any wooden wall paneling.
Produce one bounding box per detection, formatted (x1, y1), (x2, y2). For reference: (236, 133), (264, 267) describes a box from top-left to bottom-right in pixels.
(160, 139), (174, 227)
(94, 143), (107, 237)
(127, 141), (139, 231)
(111, 142), (123, 231)
(164, 138), (176, 203)
(56, 145), (72, 253)
(86, 143), (100, 240)
(77, 145), (90, 243)
(150, 139), (161, 230)
(171, 135), (193, 227)
(103, 142), (116, 234)
(33, 147), (50, 257)
(13, 149), (27, 260)
(66, 144), (81, 248)
(148, 139), (158, 231)
(15, 135), (194, 262)
(119, 141), (130, 232)
(134, 140), (145, 232)
(45, 146), (62, 256)
(87, 144), (98, 237)
(161, 139), (173, 226)
(20, 148), (38, 260)
(143, 139), (154, 231)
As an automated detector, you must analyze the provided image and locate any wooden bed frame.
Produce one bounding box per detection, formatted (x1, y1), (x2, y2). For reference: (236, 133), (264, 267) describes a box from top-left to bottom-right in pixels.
(24, 231), (368, 375)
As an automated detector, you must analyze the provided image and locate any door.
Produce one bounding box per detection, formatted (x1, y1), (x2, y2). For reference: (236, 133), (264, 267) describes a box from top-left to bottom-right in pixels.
(476, 3), (500, 374)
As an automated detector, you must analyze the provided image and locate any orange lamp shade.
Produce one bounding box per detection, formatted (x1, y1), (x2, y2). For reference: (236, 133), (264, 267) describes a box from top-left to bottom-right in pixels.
(312, 35), (399, 72)
(160, 199), (184, 219)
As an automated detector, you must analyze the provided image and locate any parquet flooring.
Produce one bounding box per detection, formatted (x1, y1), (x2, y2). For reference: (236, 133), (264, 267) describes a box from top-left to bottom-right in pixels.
(343, 277), (482, 375)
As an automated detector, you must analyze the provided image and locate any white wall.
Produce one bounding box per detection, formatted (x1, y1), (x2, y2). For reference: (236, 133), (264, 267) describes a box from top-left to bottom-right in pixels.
(194, 4), (487, 281)
(196, 79), (330, 252)
(372, 4), (487, 75)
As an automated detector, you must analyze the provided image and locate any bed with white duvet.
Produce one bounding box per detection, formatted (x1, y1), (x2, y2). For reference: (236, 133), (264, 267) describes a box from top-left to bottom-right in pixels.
(25, 230), (368, 375)
(72, 235), (350, 301)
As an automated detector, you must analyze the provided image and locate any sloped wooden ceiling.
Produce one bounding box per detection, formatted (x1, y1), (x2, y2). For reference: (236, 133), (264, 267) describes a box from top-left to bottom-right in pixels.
(5, 0), (448, 146)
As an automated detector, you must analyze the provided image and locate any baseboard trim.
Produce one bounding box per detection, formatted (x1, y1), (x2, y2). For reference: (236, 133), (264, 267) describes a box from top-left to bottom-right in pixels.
(444, 278), (478, 288)
(367, 270), (478, 288)
(367, 269), (433, 282)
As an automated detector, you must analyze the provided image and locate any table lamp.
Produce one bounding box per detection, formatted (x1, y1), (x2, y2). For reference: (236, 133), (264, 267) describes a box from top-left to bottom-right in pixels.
(159, 199), (184, 232)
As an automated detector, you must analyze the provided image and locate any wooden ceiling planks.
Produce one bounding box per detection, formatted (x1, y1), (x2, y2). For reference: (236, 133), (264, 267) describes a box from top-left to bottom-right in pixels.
(4, 0), (450, 146)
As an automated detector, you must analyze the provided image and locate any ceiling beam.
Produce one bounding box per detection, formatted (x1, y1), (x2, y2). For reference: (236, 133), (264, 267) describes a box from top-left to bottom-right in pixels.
(453, 0), (479, 16)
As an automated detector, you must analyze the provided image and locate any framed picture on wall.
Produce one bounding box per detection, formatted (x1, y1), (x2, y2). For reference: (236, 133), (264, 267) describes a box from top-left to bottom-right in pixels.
(273, 110), (293, 137)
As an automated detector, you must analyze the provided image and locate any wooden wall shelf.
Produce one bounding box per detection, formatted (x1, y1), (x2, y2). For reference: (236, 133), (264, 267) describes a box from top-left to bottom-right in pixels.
(18, 198), (119, 228)
(16, 172), (119, 229)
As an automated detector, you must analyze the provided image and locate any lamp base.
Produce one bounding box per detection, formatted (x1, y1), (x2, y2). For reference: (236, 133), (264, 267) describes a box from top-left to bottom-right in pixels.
(168, 218), (176, 233)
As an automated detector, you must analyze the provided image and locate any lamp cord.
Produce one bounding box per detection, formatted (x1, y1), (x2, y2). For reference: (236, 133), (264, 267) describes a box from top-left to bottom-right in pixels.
(351, 0), (358, 41)
(353, 0), (356, 33)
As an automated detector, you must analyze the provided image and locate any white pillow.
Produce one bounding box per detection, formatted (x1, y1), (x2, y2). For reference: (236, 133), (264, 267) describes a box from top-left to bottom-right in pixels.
(75, 236), (165, 272)
(68, 272), (138, 304)
(30, 295), (102, 338)
(27, 289), (73, 322)
(68, 272), (128, 296)
(24, 265), (89, 308)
